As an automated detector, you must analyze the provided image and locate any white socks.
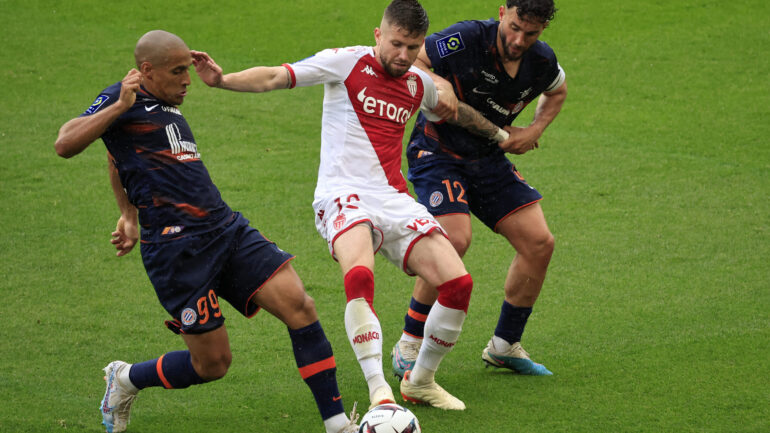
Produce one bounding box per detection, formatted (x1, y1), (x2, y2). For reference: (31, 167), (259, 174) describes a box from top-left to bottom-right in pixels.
(410, 302), (465, 385)
(344, 298), (387, 395)
(492, 335), (513, 352)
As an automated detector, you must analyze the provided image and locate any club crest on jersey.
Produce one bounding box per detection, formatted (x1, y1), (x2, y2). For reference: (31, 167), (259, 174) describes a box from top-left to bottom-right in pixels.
(85, 95), (110, 115)
(436, 32), (465, 58)
(429, 191), (443, 207)
(333, 213), (347, 231)
(407, 75), (418, 97)
(181, 308), (197, 326)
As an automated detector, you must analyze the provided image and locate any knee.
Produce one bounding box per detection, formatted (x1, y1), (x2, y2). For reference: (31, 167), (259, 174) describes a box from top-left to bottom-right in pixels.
(194, 351), (232, 381)
(296, 293), (317, 317)
(448, 233), (471, 257)
(436, 273), (473, 313)
(527, 231), (554, 262)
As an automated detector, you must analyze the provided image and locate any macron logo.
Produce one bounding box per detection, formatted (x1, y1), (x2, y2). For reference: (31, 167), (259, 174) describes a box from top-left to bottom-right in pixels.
(356, 87), (414, 124)
(361, 65), (378, 77)
(429, 334), (455, 348)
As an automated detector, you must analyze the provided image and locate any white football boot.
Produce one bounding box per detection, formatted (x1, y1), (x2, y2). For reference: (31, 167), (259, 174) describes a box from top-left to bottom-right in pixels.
(482, 339), (553, 375)
(369, 385), (396, 410)
(399, 370), (465, 411)
(100, 361), (137, 433)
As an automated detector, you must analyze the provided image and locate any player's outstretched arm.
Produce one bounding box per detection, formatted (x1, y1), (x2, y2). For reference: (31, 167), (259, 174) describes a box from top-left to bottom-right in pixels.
(415, 44), (506, 143)
(447, 101), (510, 143)
(192, 50), (290, 93)
(107, 152), (138, 257)
(55, 69), (141, 158)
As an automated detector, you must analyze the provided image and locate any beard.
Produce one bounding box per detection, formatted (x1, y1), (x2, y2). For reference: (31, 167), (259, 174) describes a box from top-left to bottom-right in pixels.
(499, 32), (526, 61)
(380, 53), (410, 77)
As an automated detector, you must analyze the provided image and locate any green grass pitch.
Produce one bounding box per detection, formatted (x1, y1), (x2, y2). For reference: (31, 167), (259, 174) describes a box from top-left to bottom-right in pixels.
(1, 0), (768, 431)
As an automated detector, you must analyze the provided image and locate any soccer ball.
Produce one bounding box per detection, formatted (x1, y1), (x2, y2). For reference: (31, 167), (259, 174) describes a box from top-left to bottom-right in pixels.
(358, 403), (421, 433)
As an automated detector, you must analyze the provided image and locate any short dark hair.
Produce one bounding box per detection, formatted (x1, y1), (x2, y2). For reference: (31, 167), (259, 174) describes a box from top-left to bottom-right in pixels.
(505, 0), (557, 23)
(384, 0), (429, 36)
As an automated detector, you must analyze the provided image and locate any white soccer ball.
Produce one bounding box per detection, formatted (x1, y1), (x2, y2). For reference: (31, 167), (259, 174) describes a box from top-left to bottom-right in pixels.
(358, 403), (421, 433)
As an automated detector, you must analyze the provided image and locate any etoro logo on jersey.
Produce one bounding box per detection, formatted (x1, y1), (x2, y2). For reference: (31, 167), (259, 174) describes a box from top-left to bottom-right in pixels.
(356, 87), (414, 124)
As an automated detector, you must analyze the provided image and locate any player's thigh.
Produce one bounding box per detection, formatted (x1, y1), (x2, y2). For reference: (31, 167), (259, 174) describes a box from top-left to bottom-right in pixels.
(497, 202), (553, 256)
(181, 325), (232, 378)
(407, 231), (467, 287)
(408, 154), (471, 218)
(251, 263), (318, 329)
(435, 213), (473, 256)
(141, 228), (232, 336)
(467, 157), (543, 232)
(332, 223), (376, 274)
(314, 193), (378, 273)
(219, 214), (295, 318)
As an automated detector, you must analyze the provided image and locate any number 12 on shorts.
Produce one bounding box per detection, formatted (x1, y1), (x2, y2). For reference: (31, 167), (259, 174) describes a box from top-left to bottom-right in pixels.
(442, 179), (467, 204)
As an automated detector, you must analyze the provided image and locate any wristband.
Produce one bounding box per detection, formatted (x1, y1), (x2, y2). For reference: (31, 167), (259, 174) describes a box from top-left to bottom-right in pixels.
(493, 128), (509, 143)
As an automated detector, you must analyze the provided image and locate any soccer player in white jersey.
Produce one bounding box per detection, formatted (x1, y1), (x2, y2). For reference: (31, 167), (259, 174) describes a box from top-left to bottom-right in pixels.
(192, 0), (516, 411)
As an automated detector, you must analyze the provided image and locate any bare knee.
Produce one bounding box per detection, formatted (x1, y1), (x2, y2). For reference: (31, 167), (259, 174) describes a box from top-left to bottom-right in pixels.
(448, 233), (471, 257)
(192, 351), (232, 381)
(284, 292), (318, 329)
(526, 231), (554, 263)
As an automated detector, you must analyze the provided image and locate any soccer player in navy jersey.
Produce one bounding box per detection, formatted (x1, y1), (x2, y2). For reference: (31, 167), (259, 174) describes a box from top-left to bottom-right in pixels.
(391, 0), (568, 377)
(55, 30), (358, 433)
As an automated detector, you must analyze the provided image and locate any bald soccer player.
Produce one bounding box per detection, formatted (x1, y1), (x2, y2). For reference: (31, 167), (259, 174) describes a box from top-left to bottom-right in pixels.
(55, 30), (358, 433)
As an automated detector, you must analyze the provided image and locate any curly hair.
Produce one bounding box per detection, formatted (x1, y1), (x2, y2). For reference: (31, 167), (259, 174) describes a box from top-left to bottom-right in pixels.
(384, 0), (430, 36)
(505, 0), (557, 23)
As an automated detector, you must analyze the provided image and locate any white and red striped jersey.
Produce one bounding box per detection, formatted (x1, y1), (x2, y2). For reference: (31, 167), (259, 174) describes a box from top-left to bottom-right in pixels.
(285, 46), (439, 200)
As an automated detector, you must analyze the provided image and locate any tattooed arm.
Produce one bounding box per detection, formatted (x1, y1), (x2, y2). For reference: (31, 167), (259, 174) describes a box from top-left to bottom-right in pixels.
(446, 101), (509, 142)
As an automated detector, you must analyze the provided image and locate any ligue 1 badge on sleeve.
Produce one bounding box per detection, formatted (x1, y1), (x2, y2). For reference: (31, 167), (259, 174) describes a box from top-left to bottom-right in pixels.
(436, 32), (465, 58)
(85, 95), (110, 115)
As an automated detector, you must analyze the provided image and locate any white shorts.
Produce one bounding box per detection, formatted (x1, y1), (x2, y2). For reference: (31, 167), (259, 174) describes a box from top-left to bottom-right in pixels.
(313, 190), (446, 275)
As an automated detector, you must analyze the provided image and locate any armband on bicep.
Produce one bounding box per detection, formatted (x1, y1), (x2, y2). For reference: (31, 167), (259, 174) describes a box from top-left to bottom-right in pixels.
(545, 63), (566, 92)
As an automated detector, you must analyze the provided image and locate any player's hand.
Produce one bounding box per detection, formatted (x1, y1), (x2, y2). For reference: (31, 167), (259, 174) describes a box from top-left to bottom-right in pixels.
(434, 80), (459, 121)
(191, 50), (223, 87)
(499, 125), (541, 155)
(118, 69), (142, 110)
(111, 214), (138, 257)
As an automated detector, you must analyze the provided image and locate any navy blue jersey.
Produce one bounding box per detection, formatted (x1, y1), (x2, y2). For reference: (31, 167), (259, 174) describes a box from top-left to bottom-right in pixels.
(81, 83), (232, 243)
(409, 19), (563, 159)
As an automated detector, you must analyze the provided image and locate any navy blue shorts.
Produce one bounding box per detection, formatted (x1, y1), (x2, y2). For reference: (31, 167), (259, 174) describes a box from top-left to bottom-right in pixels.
(140, 212), (294, 334)
(407, 147), (542, 232)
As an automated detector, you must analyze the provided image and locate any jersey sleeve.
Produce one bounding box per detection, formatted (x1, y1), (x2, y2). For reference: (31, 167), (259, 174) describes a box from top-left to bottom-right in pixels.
(413, 68), (442, 122)
(423, 20), (482, 75)
(545, 62), (566, 92)
(285, 46), (366, 88)
(79, 83), (121, 117)
(536, 42), (565, 92)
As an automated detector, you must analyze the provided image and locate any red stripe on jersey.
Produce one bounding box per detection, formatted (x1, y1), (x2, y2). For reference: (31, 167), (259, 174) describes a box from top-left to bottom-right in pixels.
(344, 55), (425, 193)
